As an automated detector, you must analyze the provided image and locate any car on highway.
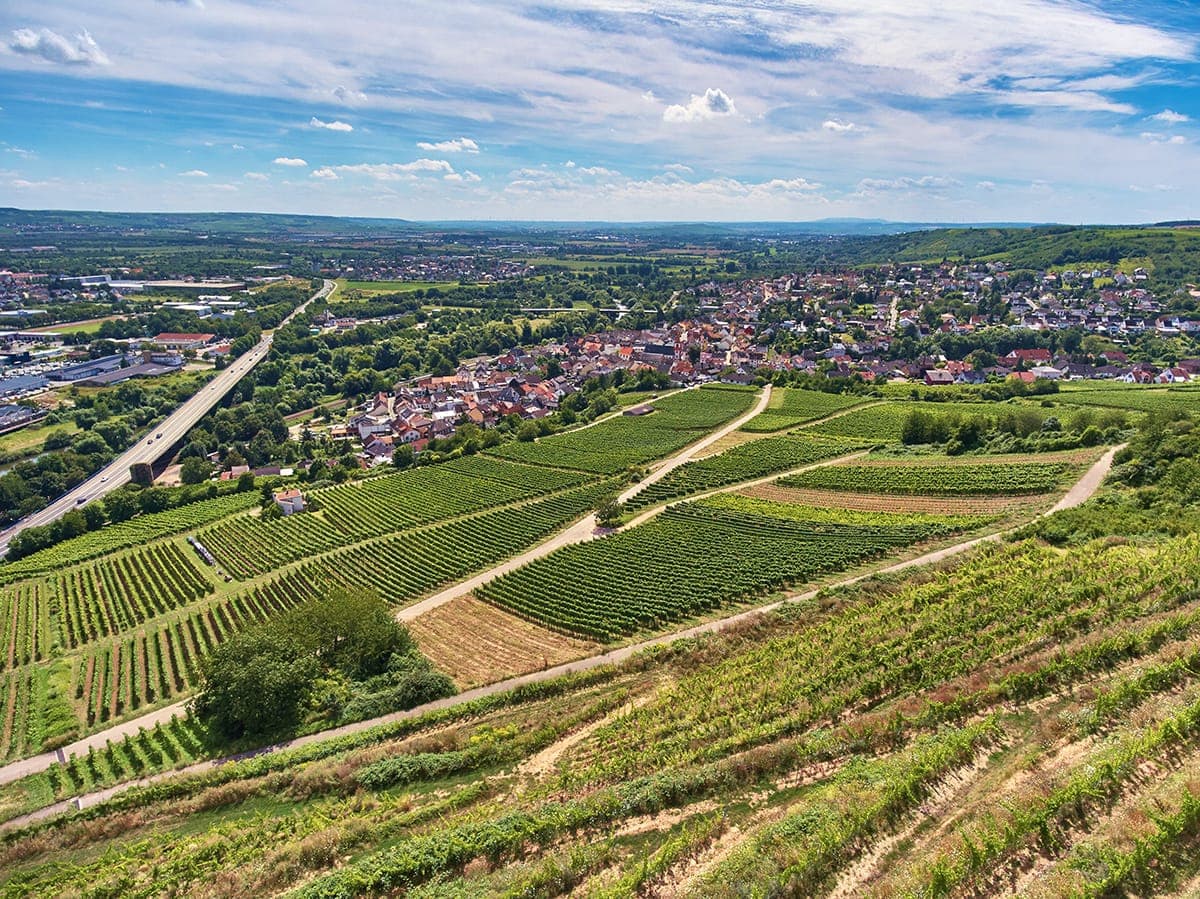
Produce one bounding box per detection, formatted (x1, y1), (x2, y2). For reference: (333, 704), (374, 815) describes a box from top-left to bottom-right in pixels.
(156, 432), (163, 439)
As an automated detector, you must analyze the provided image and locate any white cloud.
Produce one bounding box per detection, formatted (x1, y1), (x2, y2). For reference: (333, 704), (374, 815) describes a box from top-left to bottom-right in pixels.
(243, 171), (269, 180)
(1150, 109), (1189, 124)
(856, 175), (960, 192)
(976, 181), (997, 191)
(231, 143), (245, 150)
(331, 85), (367, 105)
(273, 157), (308, 167)
(9, 27), (110, 66)
(663, 88), (737, 123)
(579, 166), (620, 176)
(1140, 132), (1186, 144)
(663, 163), (693, 173)
(211, 183), (238, 191)
(158, 0), (204, 8)
(822, 119), (857, 133)
(4, 146), (36, 159)
(179, 169), (208, 177)
(310, 116), (353, 132)
(417, 137), (479, 153)
(311, 167), (339, 180)
(328, 159), (454, 180)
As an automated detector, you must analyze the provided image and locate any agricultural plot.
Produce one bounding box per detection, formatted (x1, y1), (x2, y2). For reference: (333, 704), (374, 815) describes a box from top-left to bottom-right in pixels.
(486, 385), (757, 473)
(742, 483), (1042, 516)
(409, 595), (599, 688)
(200, 456), (591, 578)
(252, 480), (613, 612)
(801, 400), (1020, 442)
(0, 581), (51, 672)
(1052, 384), (1200, 414)
(623, 434), (858, 512)
(478, 496), (987, 640)
(778, 459), (1073, 495)
(740, 388), (868, 432)
(0, 492), (260, 581)
(56, 544), (213, 649)
(13, 533), (1200, 896)
(12, 481), (616, 734)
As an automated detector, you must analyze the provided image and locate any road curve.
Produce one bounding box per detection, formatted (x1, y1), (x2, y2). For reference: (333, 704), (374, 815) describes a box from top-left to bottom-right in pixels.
(0, 280), (333, 556)
(0, 443), (1123, 828)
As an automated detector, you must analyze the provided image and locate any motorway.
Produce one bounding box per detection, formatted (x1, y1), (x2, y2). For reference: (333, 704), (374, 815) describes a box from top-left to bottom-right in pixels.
(0, 279), (334, 556)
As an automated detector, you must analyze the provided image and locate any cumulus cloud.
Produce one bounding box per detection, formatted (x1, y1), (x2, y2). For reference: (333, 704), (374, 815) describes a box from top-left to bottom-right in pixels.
(273, 157), (308, 167)
(822, 119), (858, 133)
(179, 169), (208, 177)
(9, 27), (110, 66)
(331, 85), (367, 105)
(327, 159), (454, 180)
(243, 172), (269, 181)
(310, 116), (353, 132)
(310, 167), (339, 180)
(1149, 109), (1189, 124)
(663, 88), (736, 123)
(443, 170), (482, 183)
(417, 137), (479, 153)
(231, 143), (245, 150)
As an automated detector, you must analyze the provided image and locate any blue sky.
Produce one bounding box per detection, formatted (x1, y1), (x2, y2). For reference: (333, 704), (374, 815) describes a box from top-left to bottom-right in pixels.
(2, 0), (1199, 222)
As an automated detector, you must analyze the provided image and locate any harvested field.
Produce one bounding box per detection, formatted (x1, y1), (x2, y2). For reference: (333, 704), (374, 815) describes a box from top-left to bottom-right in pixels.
(408, 594), (599, 689)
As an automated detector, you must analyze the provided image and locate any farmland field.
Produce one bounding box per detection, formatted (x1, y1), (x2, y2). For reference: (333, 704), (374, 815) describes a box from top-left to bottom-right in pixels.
(778, 459), (1074, 495)
(486, 385), (757, 473)
(740, 387), (869, 432)
(6, 530), (1200, 896)
(408, 595), (598, 688)
(478, 496), (988, 640)
(801, 399), (1035, 442)
(199, 456), (592, 578)
(1051, 384), (1200, 414)
(0, 492), (260, 581)
(623, 433), (859, 512)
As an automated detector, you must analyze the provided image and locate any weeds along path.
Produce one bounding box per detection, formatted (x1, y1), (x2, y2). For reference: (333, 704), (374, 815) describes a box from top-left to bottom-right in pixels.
(0, 445), (1124, 826)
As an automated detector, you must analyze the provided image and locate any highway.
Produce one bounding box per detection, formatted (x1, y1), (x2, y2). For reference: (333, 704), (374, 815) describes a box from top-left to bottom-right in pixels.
(0, 279), (334, 556)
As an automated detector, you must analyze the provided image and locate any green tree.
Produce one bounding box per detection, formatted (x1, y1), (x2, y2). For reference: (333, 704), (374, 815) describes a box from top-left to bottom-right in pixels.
(192, 629), (320, 739)
(180, 457), (212, 485)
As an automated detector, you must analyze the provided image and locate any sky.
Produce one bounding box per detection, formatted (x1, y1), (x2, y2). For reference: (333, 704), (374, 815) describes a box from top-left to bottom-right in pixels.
(2, 0), (1199, 222)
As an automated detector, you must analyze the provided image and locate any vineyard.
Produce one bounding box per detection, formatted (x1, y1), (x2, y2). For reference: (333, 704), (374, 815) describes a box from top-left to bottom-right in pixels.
(740, 387), (868, 432)
(485, 385), (757, 473)
(623, 434), (858, 512)
(801, 400), (1019, 442)
(0, 492), (259, 582)
(0, 480), (612, 747)
(478, 496), (986, 640)
(6, 529), (1200, 896)
(1052, 384), (1200, 414)
(777, 459), (1074, 495)
(198, 456), (592, 578)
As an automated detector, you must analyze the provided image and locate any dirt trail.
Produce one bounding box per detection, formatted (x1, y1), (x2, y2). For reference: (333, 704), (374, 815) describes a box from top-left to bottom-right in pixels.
(0, 443), (1124, 827)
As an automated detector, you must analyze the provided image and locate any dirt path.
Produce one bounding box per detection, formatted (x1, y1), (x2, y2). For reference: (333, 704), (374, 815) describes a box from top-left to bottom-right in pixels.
(0, 443), (1123, 825)
(616, 384), (771, 504)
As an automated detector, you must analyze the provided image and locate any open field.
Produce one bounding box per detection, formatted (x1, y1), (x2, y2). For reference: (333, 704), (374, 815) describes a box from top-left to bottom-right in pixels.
(408, 595), (598, 689)
(333, 279), (461, 298)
